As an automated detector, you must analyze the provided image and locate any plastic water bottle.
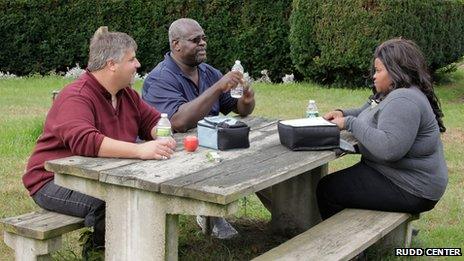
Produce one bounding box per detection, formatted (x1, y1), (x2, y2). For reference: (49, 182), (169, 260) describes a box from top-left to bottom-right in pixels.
(154, 113), (172, 139)
(306, 100), (319, 118)
(230, 60), (244, 98)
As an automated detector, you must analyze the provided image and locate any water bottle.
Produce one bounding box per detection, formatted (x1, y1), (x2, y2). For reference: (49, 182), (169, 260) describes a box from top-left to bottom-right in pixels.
(306, 100), (319, 118)
(230, 60), (244, 98)
(154, 113), (172, 139)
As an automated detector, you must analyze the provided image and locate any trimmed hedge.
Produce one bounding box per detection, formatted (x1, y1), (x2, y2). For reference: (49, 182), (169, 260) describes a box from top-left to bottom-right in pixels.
(0, 0), (293, 82)
(290, 0), (464, 86)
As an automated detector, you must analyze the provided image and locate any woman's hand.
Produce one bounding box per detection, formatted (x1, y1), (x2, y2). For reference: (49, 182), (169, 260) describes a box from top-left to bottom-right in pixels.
(323, 110), (343, 121)
(137, 137), (176, 160)
(330, 117), (345, 130)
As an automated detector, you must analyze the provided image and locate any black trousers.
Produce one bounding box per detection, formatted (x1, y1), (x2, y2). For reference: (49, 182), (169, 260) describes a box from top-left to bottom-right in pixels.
(32, 181), (105, 247)
(316, 161), (437, 220)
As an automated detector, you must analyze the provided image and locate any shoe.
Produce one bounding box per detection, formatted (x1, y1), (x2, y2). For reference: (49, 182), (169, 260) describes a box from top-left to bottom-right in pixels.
(196, 216), (238, 239)
(196, 215), (207, 232)
(412, 228), (420, 237)
(211, 217), (238, 239)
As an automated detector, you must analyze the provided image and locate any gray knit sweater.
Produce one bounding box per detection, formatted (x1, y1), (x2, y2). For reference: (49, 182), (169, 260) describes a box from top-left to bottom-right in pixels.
(344, 86), (448, 201)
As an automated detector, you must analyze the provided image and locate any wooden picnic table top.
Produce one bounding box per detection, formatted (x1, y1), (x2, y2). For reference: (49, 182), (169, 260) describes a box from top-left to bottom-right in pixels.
(45, 116), (356, 205)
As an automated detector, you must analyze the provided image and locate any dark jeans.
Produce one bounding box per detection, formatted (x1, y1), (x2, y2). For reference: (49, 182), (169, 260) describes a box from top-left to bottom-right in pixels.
(316, 161), (437, 220)
(32, 181), (105, 247)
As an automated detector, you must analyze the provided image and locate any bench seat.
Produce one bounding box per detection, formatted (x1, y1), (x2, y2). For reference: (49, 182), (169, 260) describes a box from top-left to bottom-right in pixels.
(2, 210), (84, 260)
(253, 209), (417, 261)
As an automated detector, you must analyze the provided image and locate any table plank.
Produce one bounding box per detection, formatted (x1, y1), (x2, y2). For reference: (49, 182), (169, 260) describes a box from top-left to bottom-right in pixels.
(161, 143), (336, 204)
(45, 156), (141, 180)
(46, 117), (356, 205)
(99, 122), (279, 191)
(98, 148), (219, 191)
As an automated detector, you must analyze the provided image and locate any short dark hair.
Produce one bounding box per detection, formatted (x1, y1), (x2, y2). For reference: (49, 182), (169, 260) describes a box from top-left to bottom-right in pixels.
(373, 38), (445, 132)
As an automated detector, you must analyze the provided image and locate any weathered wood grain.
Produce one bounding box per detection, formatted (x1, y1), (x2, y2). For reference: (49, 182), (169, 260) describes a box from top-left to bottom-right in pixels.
(99, 124), (281, 193)
(46, 117), (357, 205)
(1, 210), (84, 240)
(98, 147), (220, 191)
(252, 209), (411, 261)
(45, 156), (140, 180)
(161, 144), (335, 204)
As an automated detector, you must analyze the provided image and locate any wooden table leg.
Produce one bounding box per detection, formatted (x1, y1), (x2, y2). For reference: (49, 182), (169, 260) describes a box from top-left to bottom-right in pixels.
(105, 186), (178, 261)
(270, 164), (327, 237)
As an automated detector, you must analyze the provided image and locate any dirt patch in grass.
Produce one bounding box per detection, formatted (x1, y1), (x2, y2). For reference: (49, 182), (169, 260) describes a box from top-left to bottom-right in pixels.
(179, 218), (292, 260)
(2, 105), (48, 119)
(442, 128), (464, 144)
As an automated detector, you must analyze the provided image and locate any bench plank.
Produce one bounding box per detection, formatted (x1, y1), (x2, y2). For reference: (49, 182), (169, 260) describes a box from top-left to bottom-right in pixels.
(253, 209), (411, 261)
(1, 211), (84, 240)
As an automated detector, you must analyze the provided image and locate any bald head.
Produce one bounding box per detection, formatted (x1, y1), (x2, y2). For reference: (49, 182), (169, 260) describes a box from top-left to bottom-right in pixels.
(168, 18), (202, 50)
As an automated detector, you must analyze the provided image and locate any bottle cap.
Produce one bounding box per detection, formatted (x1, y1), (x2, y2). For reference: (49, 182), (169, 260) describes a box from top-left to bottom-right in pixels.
(161, 113), (168, 117)
(235, 60), (241, 64)
(309, 100), (315, 103)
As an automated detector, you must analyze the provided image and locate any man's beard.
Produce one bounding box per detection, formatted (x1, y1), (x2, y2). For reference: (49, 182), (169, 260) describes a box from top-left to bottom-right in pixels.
(192, 49), (207, 66)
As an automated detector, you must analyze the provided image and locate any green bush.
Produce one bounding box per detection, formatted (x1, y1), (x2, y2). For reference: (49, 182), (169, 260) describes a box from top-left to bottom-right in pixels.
(0, 0), (293, 82)
(290, 0), (464, 86)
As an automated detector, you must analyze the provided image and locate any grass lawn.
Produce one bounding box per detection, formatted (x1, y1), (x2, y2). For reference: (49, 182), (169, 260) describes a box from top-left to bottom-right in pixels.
(0, 70), (463, 260)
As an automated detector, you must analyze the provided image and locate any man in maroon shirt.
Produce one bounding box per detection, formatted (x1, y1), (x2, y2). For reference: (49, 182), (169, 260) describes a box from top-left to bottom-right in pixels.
(23, 27), (176, 256)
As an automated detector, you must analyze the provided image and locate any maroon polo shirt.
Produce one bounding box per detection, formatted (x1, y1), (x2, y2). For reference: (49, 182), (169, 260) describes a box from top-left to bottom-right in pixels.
(23, 71), (160, 195)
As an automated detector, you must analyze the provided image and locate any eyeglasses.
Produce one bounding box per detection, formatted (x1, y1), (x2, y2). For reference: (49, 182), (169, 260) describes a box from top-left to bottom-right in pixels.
(186, 35), (207, 44)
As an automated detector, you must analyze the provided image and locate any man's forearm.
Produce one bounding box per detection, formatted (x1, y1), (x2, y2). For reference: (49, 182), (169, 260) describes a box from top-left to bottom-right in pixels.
(98, 137), (139, 158)
(171, 85), (223, 132)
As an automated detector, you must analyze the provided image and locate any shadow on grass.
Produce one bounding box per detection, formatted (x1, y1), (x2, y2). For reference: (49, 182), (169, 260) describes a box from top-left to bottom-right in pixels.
(179, 217), (290, 261)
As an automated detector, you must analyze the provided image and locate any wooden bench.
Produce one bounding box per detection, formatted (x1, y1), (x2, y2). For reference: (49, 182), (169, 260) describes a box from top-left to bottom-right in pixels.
(1, 210), (84, 260)
(253, 209), (419, 261)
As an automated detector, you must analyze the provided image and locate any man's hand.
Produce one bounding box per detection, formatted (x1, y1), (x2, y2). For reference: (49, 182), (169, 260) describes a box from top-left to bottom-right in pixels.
(136, 137), (176, 160)
(235, 78), (255, 116)
(240, 80), (254, 104)
(323, 110), (343, 121)
(171, 71), (245, 132)
(216, 71), (243, 93)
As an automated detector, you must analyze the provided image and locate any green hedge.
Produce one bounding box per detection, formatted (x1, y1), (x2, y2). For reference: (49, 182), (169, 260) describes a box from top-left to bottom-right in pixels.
(290, 0), (464, 86)
(0, 0), (293, 82)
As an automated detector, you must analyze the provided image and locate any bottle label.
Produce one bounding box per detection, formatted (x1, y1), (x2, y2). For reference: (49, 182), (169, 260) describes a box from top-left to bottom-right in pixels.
(306, 111), (319, 118)
(156, 127), (171, 137)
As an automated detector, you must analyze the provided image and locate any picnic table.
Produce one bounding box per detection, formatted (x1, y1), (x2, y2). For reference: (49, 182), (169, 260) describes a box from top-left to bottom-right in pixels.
(45, 116), (356, 261)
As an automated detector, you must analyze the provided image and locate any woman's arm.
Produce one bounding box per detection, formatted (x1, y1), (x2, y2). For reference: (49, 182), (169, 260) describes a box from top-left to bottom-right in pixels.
(342, 102), (370, 117)
(345, 97), (421, 162)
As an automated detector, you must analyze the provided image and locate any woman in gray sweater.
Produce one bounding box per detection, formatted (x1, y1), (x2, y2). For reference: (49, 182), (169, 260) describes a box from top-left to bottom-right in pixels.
(317, 38), (448, 219)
